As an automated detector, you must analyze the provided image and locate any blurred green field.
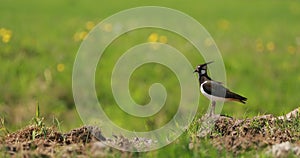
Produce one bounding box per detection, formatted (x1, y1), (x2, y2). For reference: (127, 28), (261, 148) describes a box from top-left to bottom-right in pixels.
(1, 0), (300, 156)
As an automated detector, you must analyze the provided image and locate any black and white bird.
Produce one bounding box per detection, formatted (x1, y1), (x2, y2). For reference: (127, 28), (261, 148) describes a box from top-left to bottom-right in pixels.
(194, 61), (247, 116)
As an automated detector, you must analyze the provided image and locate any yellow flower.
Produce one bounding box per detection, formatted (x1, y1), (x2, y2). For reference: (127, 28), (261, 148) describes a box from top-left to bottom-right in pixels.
(102, 23), (112, 32)
(218, 19), (230, 31)
(148, 33), (159, 42)
(287, 45), (296, 55)
(2, 34), (11, 43)
(0, 28), (12, 43)
(85, 21), (95, 31)
(79, 31), (87, 39)
(73, 31), (88, 42)
(159, 35), (168, 44)
(204, 37), (214, 47)
(57, 63), (65, 72)
(266, 41), (275, 52)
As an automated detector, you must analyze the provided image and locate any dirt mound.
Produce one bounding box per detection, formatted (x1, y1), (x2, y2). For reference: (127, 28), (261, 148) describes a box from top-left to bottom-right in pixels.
(2, 125), (153, 157)
(210, 108), (300, 155)
(3, 125), (106, 157)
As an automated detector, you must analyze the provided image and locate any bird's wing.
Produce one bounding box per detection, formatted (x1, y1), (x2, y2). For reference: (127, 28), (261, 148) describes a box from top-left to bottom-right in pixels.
(203, 81), (247, 103)
(202, 81), (228, 98)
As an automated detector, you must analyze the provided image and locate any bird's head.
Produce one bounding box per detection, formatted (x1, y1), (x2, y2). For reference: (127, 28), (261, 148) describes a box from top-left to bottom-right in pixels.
(193, 61), (213, 75)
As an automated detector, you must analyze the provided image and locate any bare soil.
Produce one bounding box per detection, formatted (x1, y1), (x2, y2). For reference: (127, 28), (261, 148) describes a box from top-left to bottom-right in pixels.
(3, 126), (106, 157)
(212, 115), (300, 153)
(210, 108), (300, 156)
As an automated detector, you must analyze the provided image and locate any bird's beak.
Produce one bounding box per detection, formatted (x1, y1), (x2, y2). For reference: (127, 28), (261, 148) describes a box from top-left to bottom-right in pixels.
(193, 69), (197, 73)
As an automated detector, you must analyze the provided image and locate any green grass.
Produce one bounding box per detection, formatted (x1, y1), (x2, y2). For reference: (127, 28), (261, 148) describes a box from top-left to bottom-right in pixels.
(1, 0), (300, 156)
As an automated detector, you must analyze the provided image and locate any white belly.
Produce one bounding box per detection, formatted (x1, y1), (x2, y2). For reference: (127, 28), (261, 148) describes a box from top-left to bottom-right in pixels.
(200, 81), (227, 102)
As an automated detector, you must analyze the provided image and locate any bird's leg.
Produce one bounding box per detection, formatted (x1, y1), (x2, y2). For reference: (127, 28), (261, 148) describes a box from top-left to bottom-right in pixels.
(209, 101), (216, 116)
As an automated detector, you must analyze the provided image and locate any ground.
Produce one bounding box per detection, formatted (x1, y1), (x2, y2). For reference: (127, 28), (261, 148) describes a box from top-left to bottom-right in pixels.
(2, 108), (300, 157)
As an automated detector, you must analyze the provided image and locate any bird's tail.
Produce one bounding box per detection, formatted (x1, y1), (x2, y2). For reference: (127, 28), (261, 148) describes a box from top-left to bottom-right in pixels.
(228, 92), (247, 104)
(235, 94), (247, 104)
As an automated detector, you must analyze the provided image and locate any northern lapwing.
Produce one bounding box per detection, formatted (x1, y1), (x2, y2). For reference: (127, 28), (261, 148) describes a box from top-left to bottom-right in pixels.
(194, 61), (247, 116)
